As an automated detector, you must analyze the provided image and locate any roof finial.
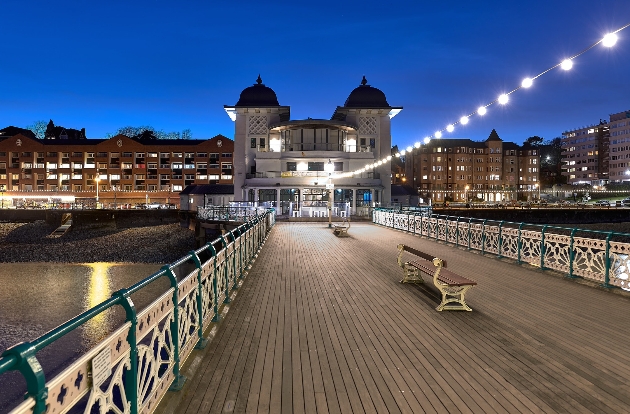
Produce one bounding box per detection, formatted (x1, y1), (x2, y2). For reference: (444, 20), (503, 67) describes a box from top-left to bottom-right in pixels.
(256, 74), (262, 85)
(361, 75), (367, 86)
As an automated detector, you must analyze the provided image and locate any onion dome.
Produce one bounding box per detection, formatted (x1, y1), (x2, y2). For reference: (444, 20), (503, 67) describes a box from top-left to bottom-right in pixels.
(235, 75), (280, 107)
(343, 76), (390, 107)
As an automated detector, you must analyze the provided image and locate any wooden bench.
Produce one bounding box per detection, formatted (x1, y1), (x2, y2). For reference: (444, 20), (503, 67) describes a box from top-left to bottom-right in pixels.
(397, 244), (477, 311)
(332, 218), (350, 237)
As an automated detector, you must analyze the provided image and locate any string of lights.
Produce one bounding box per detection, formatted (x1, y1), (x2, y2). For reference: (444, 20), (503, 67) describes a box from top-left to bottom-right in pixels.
(335, 22), (630, 179)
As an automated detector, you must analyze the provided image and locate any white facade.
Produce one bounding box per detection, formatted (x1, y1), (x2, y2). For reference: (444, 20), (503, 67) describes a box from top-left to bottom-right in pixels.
(224, 76), (401, 216)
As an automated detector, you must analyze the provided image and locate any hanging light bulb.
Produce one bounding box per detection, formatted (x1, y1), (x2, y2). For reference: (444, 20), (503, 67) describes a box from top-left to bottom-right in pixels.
(414, 142), (421, 148)
(435, 131), (442, 138)
(561, 59), (573, 70)
(406, 146), (413, 152)
(521, 77), (533, 88)
(460, 116), (469, 125)
(478, 106), (487, 115)
(424, 137), (430, 144)
(602, 33), (618, 47)
(498, 94), (509, 105)
(446, 124), (454, 133)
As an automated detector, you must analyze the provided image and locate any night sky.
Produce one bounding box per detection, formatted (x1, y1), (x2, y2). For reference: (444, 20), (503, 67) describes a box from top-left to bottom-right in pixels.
(2, 0), (630, 149)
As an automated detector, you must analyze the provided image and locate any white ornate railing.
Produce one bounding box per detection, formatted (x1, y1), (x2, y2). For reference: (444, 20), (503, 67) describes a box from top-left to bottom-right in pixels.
(197, 205), (270, 222)
(374, 208), (630, 291)
(0, 211), (275, 414)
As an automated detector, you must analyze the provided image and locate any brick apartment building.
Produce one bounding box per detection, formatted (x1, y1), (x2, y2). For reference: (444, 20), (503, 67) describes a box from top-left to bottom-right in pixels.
(561, 110), (630, 185)
(0, 131), (233, 208)
(405, 129), (540, 203)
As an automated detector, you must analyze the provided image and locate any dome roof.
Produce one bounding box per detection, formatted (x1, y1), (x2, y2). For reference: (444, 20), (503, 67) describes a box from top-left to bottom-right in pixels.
(235, 75), (280, 107)
(343, 76), (390, 108)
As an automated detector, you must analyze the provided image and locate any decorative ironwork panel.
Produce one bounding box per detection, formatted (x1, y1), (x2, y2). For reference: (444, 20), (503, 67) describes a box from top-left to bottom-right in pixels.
(248, 115), (268, 135)
(484, 226), (500, 254)
(358, 116), (377, 135)
(200, 259), (216, 327)
(572, 236), (607, 281)
(542, 233), (571, 274)
(469, 224), (484, 251)
(501, 228), (520, 260)
(40, 323), (132, 414)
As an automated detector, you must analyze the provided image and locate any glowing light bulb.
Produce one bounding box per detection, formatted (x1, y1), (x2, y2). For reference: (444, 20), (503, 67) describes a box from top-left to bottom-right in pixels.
(406, 146), (413, 152)
(387, 155), (392, 161)
(460, 116), (469, 125)
(498, 94), (509, 105)
(561, 59), (573, 70)
(414, 142), (421, 148)
(602, 33), (618, 47)
(446, 124), (454, 133)
(521, 77), (533, 88)
(395, 153), (400, 158)
(424, 137), (430, 144)
(400, 150), (406, 156)
(435, 131), (442, 138)
(478, 106), (487, 116)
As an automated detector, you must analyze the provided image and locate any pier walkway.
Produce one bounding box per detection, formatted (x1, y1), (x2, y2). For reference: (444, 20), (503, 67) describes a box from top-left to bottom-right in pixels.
(160, 222), (630, 414)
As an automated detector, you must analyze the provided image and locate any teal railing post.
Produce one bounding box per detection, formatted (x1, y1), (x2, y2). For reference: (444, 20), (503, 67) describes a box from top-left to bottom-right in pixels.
(445, 215), (449, 243)
(188, 251), (208, 349)
(567, 228), (578, 278)
(497, 221), (504, 258)
(517, 222), (524, 264)
(481, 219), (487, 255)
(219, 235), (231, 303)
(434, 215), (439, 242)
(161, 265), (187, 391)
(0, 344), (47, 414)
(229, 229), (239, 289)
(407, 212), (411, 232)
(455, 217), (460, 248)
(467, 218), (472, 250)
(603, 231), (614, 288)
(540, 225), (548, 269)
(205, 243), (221, 322)
(110, 288), (141, 407)
(236, 226), (244, 280)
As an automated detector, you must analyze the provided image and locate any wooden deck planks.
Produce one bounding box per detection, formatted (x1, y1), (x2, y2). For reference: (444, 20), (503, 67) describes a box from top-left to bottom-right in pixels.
(164, 222), (630, 414)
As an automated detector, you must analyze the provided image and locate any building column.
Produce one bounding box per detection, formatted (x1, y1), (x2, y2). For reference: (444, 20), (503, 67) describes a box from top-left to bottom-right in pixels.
(352, 188), (357, 215)
(254, 188), (259, 206)
(370, 189), (375, 207)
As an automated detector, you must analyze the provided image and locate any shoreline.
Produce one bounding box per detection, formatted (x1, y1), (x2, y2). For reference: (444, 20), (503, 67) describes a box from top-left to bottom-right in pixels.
(0, 221), (195, 263)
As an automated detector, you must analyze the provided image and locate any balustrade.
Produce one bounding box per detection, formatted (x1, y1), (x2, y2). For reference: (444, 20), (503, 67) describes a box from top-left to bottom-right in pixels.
(0, 210), (275, 414)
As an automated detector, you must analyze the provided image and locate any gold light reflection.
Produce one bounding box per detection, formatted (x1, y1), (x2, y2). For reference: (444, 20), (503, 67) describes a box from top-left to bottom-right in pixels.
(83, 263), (113, 345)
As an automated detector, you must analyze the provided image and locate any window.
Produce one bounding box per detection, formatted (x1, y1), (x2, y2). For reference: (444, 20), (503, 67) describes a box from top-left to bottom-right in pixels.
(259, 138), (266, 148)
(222, 153), (232, 158)
(172, 152), (182, 158)
(197, 152), (207, 157)
(308, 162), (324, 171)
(287, 162), (297, 171)
(148, 152), (158, 158)
(251, 138), (256, 148)
(173, 185), (183, 191)
(122, 152), (132, 157)
(334, 162), (343, 171)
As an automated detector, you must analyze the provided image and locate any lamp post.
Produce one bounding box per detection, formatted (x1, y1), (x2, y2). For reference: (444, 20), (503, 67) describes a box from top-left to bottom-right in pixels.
(465, 185), (469, 203)
(325, 159), (334, 228)
(535, 183), (540, 200)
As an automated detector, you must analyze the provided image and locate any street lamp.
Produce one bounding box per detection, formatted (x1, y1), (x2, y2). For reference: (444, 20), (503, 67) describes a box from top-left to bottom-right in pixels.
(465, 185), (469, 202)
(325, 159), (334, 228)
(535, 183), (540, 200)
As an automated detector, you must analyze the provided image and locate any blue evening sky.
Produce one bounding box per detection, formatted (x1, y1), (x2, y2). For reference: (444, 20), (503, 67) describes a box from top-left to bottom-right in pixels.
(1, 0), (629, 149)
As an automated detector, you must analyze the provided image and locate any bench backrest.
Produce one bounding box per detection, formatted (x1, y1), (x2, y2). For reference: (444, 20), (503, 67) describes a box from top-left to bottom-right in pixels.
(397, 244), (447, 268)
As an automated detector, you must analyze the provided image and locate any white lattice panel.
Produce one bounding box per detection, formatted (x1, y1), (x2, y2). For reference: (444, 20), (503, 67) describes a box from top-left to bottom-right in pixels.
(358, 117), (377, 135)
(248, 115), (268, 135)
